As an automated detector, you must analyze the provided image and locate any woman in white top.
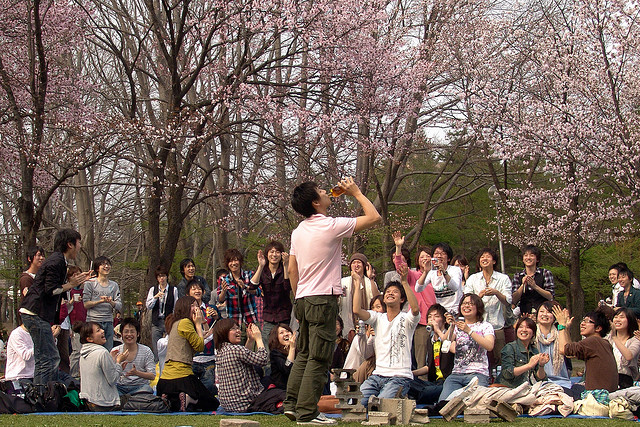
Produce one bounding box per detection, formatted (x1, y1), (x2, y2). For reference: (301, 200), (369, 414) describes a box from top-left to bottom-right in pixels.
(609, 307), (640, 389)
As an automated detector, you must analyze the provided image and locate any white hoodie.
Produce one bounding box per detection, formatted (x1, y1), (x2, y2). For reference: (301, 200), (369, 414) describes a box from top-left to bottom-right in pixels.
(79, 343), (123, 407)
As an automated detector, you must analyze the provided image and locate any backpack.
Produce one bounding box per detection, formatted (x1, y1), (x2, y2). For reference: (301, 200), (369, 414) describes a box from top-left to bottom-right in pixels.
(246, 386), (286, 414)
(23, 381), (66, 412)
(0, 391), (34, 414)
(121, 392), (171, 413)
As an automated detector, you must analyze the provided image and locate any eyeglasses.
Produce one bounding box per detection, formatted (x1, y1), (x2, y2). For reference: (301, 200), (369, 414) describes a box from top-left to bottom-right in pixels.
(461, 301), (475, 307)
(580, 318), (595, 324)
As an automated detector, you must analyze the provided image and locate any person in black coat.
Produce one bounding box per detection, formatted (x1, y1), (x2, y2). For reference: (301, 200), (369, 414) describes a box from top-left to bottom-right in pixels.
(20, 228), (92, 384)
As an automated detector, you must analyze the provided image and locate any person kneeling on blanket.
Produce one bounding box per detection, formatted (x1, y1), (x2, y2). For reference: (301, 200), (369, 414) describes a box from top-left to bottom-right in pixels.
(79, 321), (128, 411)
(213, 319), (286, 413)
(156, 296), (219, 412)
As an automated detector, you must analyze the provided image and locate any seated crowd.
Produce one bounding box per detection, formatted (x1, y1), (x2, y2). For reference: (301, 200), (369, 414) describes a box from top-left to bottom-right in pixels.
(12, 231), (640, 417)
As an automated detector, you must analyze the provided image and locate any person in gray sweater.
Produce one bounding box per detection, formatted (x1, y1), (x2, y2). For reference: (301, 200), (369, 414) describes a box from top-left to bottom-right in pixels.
(79, 322), (128, 411)
(83, 256), (122, 350)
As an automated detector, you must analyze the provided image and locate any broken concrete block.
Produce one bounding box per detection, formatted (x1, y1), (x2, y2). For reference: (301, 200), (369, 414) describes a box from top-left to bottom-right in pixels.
(410, 408), (430, 424)
(464, 408), (491, 423)
(439, 396), (466, 422)
(362, 411), (396, 425)
(220, 419), (260, 427)
(487, 399), (518, 422)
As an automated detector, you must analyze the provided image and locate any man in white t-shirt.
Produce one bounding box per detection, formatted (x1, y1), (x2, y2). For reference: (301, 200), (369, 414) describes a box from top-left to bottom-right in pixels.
(353, 263), (420, 407)
(285, 178), (381, 425)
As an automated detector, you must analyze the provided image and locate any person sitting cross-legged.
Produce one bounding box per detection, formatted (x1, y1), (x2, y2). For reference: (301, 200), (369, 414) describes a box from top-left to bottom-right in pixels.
(354, 263), (420, 407)
(554, 306), (618, 399)
(112, 317), (155, 395)
(407, 304), (455, 404)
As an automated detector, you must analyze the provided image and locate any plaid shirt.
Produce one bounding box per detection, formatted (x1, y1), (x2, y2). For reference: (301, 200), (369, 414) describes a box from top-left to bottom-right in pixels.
(512, 268), (555, 314)
(217, 270), (261, 325)
(215, 342), (268, 412)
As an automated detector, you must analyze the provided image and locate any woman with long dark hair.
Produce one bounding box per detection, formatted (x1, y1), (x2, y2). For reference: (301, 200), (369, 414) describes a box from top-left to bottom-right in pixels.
(267, 323), (296, 390)
(609, 307), (640, 389)
(156, 296), (219, 412)
(535, 301), (571, 388)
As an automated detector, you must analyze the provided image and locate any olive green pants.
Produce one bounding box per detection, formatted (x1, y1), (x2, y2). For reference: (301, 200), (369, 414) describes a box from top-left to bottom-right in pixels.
(285, 295), (338, 421)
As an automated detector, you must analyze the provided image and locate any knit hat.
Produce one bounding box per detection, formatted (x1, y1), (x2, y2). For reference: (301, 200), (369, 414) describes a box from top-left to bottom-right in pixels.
(349, 253), (368, 267)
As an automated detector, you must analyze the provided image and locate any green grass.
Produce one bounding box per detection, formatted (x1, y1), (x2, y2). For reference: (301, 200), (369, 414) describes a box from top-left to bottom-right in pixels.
(0, 414), (633, 426)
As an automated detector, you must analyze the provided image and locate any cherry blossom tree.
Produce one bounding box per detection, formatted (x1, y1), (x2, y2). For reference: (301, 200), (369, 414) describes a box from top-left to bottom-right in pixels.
(0, 0), (103, 263)
(461, 0), (640, 330)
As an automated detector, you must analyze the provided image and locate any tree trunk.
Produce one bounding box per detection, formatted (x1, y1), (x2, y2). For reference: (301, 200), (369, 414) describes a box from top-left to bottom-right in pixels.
(75, 169), (95, 267)
(568, 245), (584, 341)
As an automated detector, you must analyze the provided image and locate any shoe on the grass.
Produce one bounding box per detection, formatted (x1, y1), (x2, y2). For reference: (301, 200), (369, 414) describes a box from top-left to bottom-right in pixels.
(284, 410), (297, 421)
(297, 413), (337, 425)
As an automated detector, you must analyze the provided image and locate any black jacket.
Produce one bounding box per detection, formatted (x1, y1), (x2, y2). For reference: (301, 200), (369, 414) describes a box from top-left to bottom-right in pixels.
(21, 252), (66, 324)
(426, 337), (454, 382)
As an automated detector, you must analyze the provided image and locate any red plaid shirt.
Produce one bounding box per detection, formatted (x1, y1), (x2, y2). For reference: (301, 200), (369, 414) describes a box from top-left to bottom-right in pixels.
(217, 270), (261, 326)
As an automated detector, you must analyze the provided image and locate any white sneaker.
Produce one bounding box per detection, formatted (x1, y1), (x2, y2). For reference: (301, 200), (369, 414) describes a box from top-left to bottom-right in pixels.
(297, 413), (338, 425)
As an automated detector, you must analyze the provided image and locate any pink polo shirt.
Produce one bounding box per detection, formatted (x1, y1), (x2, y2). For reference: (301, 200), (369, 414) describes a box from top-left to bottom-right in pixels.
(290, 214), (356, 299)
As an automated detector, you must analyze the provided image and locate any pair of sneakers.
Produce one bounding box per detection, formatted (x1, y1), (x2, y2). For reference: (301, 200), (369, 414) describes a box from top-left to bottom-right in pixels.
(285, 410), (337, 425)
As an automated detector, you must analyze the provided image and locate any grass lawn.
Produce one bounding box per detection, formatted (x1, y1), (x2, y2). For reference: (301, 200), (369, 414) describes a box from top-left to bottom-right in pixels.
(0, 414), (633, 426)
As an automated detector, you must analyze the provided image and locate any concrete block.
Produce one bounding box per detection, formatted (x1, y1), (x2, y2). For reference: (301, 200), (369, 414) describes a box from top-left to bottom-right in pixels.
(362, 411), (396, 425)
(367, 396), (416, 425)
(401, 399), (416, 424)
(439, 396), (466, 422)
(335, 382), (361, 393)
(410, 408), (430, 424)
(220, 419), (260, 427)
(343, 410), (368, 422)
(332, 368), (357, 382)
(335, 391), (367, 400)
(487, 400), (518, 422)
(335, 402), (366, 411)
(464, 408), (490, 423)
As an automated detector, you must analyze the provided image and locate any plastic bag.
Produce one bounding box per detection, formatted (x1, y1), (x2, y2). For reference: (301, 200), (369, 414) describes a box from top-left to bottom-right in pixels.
(573, 393), (609, 417)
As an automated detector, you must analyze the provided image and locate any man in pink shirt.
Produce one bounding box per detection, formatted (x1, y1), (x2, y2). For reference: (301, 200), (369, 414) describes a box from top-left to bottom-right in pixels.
(285, 177), (381, 425)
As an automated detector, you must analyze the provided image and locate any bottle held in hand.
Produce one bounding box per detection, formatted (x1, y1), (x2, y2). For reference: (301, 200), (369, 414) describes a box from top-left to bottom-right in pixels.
(329, 186), (345, 197)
